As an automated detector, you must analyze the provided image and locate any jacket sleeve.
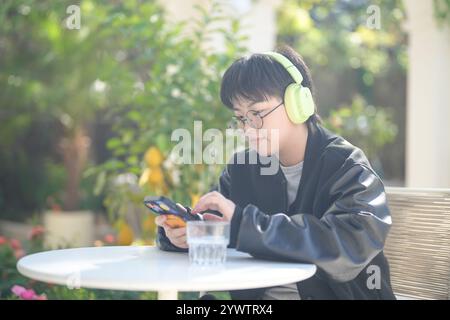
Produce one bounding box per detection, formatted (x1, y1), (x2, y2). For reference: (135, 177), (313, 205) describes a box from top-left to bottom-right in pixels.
(156, 165), (232, 252)
(231, 163), (392, 282)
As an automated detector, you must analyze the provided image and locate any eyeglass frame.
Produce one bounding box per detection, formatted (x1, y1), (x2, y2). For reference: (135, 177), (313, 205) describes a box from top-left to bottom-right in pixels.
(229, 100), (284, 130)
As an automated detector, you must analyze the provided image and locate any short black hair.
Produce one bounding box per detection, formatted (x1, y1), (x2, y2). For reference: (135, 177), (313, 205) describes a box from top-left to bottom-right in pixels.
(220, 45), (321, 124)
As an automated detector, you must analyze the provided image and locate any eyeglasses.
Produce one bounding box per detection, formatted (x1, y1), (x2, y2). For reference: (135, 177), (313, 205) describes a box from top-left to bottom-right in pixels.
(228, 101), (284, 130)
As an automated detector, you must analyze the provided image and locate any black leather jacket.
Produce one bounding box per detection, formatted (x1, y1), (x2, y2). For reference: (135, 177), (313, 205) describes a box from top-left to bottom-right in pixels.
(157, 121), (396, 300)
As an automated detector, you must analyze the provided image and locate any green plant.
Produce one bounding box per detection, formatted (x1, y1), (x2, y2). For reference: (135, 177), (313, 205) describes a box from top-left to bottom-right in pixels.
(277, 0), (404, 180)
(1, 228), (142, 300)
(86, 0), (247, 234)
(277, 0), (407, 76)
(1, 230), (232, 300)
(0, 228), (46, 299)
(323, 95), (398, 174)
(434, 0), (450, 27)
(0, 0), (117, 213)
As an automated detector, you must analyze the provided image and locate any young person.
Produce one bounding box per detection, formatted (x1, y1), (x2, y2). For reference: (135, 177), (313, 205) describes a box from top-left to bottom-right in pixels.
(155, 45), (395, 300)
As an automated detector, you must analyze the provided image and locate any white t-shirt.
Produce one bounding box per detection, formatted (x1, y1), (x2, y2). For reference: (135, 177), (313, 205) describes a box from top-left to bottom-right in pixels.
(281, 160), (304, 208)
(262, 161), (304, 300)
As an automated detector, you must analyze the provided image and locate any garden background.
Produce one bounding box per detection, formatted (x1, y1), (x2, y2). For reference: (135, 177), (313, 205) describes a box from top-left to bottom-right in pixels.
(1, 0), (449, 300)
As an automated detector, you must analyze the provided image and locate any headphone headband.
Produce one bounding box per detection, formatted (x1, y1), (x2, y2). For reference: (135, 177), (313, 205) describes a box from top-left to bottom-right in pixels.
(263, 51), (304, 84)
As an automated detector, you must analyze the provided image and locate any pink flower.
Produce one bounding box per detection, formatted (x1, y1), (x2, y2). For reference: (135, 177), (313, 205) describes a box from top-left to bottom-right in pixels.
(104, 234), (115, 244)
(0, 236), (7, 246)
(12, 285), (27, 296)
(21, 289), (37, 300)
(29, 225), (45, 240)
(9, 239), (22, 250)
(11, 285), (47, 300)
(14, 249), (25, 259)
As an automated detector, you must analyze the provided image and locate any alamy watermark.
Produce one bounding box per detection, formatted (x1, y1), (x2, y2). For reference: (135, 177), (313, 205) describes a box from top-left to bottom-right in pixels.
(170, 121), (281, 176)
(66, 5), (81, 30)
(66, 270), (81, 289)
(366, 264), (381, 290)
(366, 5), (381, 30)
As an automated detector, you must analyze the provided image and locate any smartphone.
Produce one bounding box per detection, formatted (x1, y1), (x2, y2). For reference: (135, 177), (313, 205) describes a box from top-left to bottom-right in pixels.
(143, 196), (202, 228)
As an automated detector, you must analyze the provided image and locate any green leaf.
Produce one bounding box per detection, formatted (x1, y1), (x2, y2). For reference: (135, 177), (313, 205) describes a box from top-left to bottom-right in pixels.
(106, 138), (122, 150)
(94, 171), (107, 196)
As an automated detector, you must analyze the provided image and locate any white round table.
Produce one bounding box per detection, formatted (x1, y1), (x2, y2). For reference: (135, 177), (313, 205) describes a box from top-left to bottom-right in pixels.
(17, 246), (316, 300)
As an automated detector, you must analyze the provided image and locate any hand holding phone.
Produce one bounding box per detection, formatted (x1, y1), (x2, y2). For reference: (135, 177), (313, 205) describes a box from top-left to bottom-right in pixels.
(144, 196), (202, 228)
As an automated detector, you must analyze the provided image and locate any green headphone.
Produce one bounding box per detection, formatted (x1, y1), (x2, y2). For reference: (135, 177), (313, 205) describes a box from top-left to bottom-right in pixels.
(264, 51), (315, 124)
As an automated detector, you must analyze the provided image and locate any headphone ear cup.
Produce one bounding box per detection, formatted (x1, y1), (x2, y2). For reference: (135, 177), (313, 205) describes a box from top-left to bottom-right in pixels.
(299, 86), (315, 121)
(284, 84), (314, 124)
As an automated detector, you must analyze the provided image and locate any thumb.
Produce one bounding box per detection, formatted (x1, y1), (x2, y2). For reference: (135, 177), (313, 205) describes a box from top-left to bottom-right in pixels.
(155, 215), (166, 226)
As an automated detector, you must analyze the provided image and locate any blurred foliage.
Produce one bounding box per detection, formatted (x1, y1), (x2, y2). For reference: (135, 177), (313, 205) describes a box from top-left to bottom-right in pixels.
(0, 0), (245, 220)
(434, 0), (450, 26)
(1, 229), (231, 300)
(84, 0), (247, 236)
(0, 224), (151, 299)
(323, 96), (398, 175)
(0, 0), (115, 215)
(277, 0), (405, 174)
(277, 0), (407, 77)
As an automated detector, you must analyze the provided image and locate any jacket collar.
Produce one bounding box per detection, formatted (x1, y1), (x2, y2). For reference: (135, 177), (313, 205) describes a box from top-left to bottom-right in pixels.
(252, 121), (336, 214)
(300, 121), (337, 190)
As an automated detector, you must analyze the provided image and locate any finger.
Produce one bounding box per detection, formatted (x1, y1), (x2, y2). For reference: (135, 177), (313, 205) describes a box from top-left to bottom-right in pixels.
(173, 241), (188, 249)
(202, 213), (224, 221)
(170, 228), (186, 238)
(192, 194), (220, 213)
(161, 222), (171, 234)
(155, 215), (166, 226)
(173, 234), (187, 244)
(166, 227), (186, 239)
(194, 199), (221, 214)
(191, 192), (216, 212)
(172, 236), (187, 248)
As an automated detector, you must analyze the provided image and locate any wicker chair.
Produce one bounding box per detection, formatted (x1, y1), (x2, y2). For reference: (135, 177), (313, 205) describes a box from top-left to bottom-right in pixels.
(384, 187), (450, 300)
